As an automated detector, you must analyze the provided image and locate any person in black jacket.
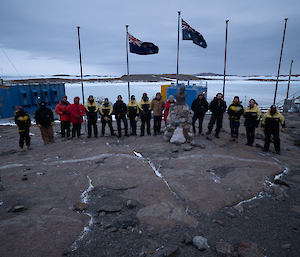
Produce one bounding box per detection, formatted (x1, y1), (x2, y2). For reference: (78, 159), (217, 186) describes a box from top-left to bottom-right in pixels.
(113, 95), (128, 138)
(206, 93), (227, 138)
(191, 93), (208, 135)
(15, 106), (32, 151)
(35, 101), (55, 144)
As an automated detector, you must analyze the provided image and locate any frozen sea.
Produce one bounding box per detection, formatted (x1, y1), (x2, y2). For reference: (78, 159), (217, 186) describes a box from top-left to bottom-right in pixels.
(65, 79), (300, 108)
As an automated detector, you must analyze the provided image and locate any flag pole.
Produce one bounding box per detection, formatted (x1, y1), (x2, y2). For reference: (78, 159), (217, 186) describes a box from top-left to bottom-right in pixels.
(77, 26), (85, 105)
(126, 25), (130, 101)
(176, 11), (181, 94)
(274, 18), (288, 105)
(77, 26), (86, 132)
(286, 59), (293, 100)
(223, 20), (229, 99)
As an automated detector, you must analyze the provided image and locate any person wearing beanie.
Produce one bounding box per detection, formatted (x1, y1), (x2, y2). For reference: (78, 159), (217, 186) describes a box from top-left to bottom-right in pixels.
(191, 92), (208, 135)
(15, 106), (32, 151)
(85, 95), (99, 138)
(35, 101), (55, 144)
(113, 95), (128, 138)
(99, 98), (115, 137)
(139, 93), (152, 136)
(261, 104), (285, 155)
(69, 96), (85, 138)
(206, 93), (227, 138)
(228, 96), (244, 141)
(127, 95), (139, 136)
(55, 95), (71, 140)
(150, 92), (165, 135)
(163, 95), (175, 126)
(244, 99), (261, 146)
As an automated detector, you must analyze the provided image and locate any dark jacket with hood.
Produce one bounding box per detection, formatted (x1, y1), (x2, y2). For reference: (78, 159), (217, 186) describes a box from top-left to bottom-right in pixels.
(113, 100), (127, 118)
(209, 97), (227, 117)
(35, 103), (54, 127)
(191, 97), (209, 117)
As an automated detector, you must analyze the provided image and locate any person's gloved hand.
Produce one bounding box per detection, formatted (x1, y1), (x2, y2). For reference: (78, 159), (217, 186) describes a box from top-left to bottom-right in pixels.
(37, 124), (42, 128)
(63, 111), (68, 115)
(134, 116), (138, 122)
(261, 127), (264, 132)
(104, 116), (108, 122)
(77, 115), (81, 119)
(51, 122), (55, 126)
(281, 128), (285, 132)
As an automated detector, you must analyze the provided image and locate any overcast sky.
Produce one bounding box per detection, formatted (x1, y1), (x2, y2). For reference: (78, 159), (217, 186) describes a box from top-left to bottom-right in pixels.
(1, 0), (299, 77)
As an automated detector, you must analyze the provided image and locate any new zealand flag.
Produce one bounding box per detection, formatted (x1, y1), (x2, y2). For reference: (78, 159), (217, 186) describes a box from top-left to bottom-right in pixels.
(182, 19), (207, 48)
(128, 33), (159, 55)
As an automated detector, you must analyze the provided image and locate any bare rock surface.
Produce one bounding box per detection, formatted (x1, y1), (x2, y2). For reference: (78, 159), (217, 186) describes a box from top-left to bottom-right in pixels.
(0, 112), (300, 256)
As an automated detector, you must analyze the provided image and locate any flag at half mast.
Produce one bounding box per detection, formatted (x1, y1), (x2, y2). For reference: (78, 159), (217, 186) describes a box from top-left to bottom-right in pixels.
(182, 19), (207, 48)
(128, 33), (159, 55)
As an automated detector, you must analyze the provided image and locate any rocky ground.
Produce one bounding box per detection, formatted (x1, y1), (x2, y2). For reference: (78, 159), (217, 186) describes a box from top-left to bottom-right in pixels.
(0, 112), (300, 257)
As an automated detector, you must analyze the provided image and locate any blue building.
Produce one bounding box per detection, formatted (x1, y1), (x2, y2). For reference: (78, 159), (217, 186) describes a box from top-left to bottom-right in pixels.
(0, 83), (65, 119)
(166, 82), (207, 108)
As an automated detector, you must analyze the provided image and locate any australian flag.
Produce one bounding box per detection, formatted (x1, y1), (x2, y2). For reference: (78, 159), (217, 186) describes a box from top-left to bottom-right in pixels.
(182, 19), (207, 48)
(128, 33), (159, 55)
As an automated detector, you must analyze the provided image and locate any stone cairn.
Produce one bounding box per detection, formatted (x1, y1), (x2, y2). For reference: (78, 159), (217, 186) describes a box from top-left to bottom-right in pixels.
(163, 104), (196, 145)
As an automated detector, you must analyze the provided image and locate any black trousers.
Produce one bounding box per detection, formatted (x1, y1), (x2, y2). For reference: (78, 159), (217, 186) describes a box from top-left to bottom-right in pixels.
(192, 115), (204, 134)
(208, 115), (223, 135)
(264, 130), (280, 152)
(19, 129), (30, 148)
(61, 121), (70, 138)
(230, 120), (240, 137)
(129, 117), (137, 135)
(116, 117), (128, 136)
(101, 119), (114, 135)
(153, 116), (162, 134)
(87, 117), (98, 136)
(72, 123), (81, 138)
(141, 117), (151, 135)
(246, 127), (256, 145)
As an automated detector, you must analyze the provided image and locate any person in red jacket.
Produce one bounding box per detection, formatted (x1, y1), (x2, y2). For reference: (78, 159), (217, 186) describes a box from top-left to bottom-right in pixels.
(69, 96), (85, 138)
(55, 95), (71, 140)
(163, 95), (175, 126)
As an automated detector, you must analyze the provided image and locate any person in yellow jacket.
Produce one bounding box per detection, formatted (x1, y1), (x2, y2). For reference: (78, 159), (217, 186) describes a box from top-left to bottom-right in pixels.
(85, 95), (98, 138)
(139, 93), (152, 136)
(127, 95), (139, 136)
(261, 104), (285, 155)
(243, 99), (261, 146)
(99, 98), (115, 137)
(15, 106), (32, 151)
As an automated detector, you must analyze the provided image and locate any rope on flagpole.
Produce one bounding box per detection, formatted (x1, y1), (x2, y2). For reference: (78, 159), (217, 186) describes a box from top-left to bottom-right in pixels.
(274, 18), (288, 105)
(176, 11), (181, 94)
(126, 25), (130, 102)
(223, 20), (229, 99)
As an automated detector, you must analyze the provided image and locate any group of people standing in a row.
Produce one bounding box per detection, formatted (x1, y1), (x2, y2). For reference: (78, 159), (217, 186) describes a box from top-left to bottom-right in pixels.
(14, 91), (285, 154)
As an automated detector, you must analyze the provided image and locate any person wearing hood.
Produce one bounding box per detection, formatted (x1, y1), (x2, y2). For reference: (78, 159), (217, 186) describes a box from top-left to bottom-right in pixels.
(206, 93), (227, 138)
(163, 95), (175, 126)
(191, 92), (208, 135)
(228, 96), (244, 141)
(261, 105), (285, 155)
(139, 93), (152, 136)
(99, 98), (115, 137)
(151, 92), (165, 135)
(113, 95), (128, 138)
(244, 99), (261, 146)
(55, 95), (71, 140)
(69, 96), (85, 138)
(15, 106), (32, 151)
(35, 101), (55, 144)
(85, 95), (99, 138)
(127, 95), (139, 136)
